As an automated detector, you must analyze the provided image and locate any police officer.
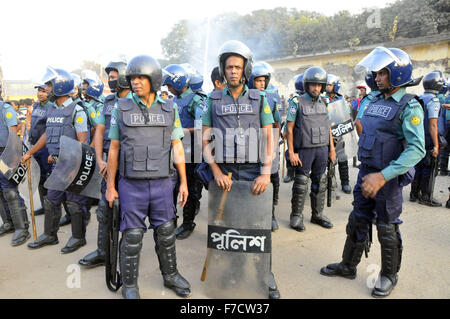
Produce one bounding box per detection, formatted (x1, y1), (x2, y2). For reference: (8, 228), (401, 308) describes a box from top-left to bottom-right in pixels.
(0, 99), (30, 246)
(105, 55), (191, 299)
(283, 74), (305, 184)
(210, 66), (226, 92)
(438, 77), (449, 175)
(320, 47), (425, 298)
(22, 67), (91, 254)
(202, 40), (280, 299)
(326, 74), (352, 194)
(410, 70), (446, 206)
(286, 66), (336, 232)
(58, 73), (85, 227)
(82, 76), (104, 145)
(248, 61), (282, 231)
(355, 72), (381, 136)
(163, 64), (205, 240)
(78, 60), (132, 268)
(28, 84), (53, 216)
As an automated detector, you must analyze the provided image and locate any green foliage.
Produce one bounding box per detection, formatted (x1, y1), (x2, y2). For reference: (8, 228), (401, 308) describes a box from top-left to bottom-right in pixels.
(161, 0), (449, 64)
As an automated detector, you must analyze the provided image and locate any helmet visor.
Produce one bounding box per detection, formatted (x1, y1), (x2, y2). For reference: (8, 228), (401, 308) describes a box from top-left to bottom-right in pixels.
(355, 47), (409, 74)
(41, 66), (58, 84)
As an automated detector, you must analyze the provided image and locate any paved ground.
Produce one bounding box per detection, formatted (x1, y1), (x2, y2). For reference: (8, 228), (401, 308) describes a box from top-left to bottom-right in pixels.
(0, 164), (449, 299)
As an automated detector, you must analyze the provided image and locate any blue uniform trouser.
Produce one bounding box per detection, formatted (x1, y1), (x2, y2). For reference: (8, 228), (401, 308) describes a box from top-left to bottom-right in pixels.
(118, 176), (176, 232)
(46, 163), (90, 226)
(350, 164), (403, 243)
(293, 146), (328, 193)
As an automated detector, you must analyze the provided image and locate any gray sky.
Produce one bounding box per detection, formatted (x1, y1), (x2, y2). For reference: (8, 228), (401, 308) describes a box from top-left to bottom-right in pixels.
(0, 0), (393, 80)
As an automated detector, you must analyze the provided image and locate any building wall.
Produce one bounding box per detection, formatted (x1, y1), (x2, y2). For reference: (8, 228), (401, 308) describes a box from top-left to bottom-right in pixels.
(269, 38), (450, 100)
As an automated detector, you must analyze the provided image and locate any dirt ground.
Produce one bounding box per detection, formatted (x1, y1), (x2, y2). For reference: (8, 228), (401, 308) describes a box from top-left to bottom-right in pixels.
(0, 163), (449, 300)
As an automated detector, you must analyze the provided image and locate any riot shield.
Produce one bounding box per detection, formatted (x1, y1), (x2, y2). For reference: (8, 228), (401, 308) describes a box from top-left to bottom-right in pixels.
(328, 99), (358, 158)
(44, 136), (102, 199)
(203, 180), (272, 299)
(0, 128), (40, 198)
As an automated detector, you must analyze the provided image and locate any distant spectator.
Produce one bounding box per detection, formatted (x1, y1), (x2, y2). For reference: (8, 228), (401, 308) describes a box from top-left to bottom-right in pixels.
(160, 91), (169, 100)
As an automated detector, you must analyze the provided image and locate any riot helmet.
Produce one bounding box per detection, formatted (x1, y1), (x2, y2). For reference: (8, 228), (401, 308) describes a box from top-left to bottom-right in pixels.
(303, 66), (327, 94)
(423, 70), (444, 94)
(162, 64), (190, 92)
(248, 61), (271, 90)
(126, 55), (162, 93)
(105, 60), (130, 92)
(51, 68), (74, 97)
(326, 74), (341, 94)
(218, 40), (253, 83)
(84, 77), (104, 100)
(355, 47), (418, 89)
(294, 74), (304, 94)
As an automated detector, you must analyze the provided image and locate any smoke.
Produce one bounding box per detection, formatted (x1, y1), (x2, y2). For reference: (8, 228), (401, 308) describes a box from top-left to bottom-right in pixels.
(182, 12), (288, 93)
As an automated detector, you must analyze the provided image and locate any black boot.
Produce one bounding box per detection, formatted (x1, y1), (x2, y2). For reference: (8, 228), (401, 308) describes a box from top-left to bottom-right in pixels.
(320, 236), (366, 279)
(79, 200), (108, 268)
(28, 198), (61, 249)
(120, 228), (144, 299)
(175, 200), (197, 240)
(61, 202), (86, 254)
(321, 214), (367, 278)
(310, 174), (333, 229)
(338, 161), (352, 194)
(33, 182), (47, 216)
(290, 174), (308, 231)
(271, 174), (280, 232)
(409, 174), (420, 202)
(3, 189), (30, 246)
(418, 177), (442, 207)
(59, 200), (71, 226)
(0, 200), (14, 236)
(372, 222), (402, 298)
(155, 220), (191, 298)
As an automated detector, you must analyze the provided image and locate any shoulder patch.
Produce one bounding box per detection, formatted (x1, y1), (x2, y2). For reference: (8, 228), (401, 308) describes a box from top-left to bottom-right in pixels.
(410, 116), (421, 126)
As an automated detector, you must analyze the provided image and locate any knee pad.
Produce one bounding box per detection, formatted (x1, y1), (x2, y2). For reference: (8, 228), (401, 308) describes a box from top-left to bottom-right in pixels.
(376, 221), (401, 247)
(122, 228), (144, 255)
(293, 174), (309, 194)
(156, 220), (176, 248)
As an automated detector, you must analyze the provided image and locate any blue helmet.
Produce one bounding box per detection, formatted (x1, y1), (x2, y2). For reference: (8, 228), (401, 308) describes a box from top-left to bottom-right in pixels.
(51, 68), (74, 97)
(189, 71), (203, 91)
(326, 74), (341, 93)
(294, 74), (304, 93)
(162, 64), (190, 92)
(248, 62), (271, 89)
(364, 72), (378, 91)
(356, 46), (415, 88)
(84, 77), (104, 99)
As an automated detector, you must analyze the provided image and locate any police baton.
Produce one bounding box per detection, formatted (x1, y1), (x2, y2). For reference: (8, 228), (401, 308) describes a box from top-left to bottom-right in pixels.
(201, 172), (232, 281)
(25, 159), (37, 241)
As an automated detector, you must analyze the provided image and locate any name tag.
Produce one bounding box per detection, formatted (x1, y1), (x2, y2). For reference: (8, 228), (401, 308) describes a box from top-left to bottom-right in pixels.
(365, 104), (392, 118)
(47, 117), (64, 124)
(129, 113), (165, 125)
(221, 104), (253, 114)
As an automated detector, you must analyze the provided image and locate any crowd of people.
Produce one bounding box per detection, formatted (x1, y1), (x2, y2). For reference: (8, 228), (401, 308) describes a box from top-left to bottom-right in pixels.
(0, 41), (449, 300)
